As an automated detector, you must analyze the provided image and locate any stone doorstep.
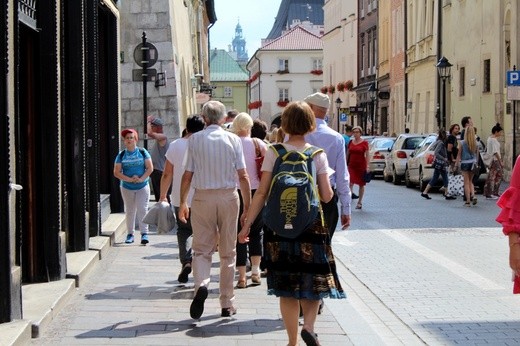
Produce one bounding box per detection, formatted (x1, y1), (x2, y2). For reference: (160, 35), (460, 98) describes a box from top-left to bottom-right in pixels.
(0, 319), (32, 346)
(6, 212), (127, 343)
(22, 279), (76, 338)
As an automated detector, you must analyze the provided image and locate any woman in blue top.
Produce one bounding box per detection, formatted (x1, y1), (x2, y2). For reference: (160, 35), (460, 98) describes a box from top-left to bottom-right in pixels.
(114, 129), (154, 244)
(458, 126), (479, 207)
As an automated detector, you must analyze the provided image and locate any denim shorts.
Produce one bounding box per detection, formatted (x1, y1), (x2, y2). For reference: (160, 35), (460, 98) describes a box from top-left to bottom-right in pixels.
(461, 163), (473, 172)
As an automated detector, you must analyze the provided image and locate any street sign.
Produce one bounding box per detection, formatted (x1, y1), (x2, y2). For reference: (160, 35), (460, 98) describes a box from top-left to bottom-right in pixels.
(133, 42), (158, 68)
(339, 108), (349, 121)
(507, 85), (520, 101)
(132, 68), (157, 82)
(507, 71), (520, 86)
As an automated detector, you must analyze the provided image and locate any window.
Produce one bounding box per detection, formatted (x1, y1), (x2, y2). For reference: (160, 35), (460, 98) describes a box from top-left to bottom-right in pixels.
(278, 59), (289, 72)
(224, 87), (232, 98)
(459, 67), (465, 96)
(483, 59), (490, 93)
(279, 88), (289, 101)
(312, 59), (322, 70)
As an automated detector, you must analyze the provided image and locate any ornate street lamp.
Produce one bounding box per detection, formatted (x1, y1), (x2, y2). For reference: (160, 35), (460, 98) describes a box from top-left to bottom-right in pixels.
(368, 82), (377, 135)
(335, 97), (342, 132)
(436, 56), (452, 129)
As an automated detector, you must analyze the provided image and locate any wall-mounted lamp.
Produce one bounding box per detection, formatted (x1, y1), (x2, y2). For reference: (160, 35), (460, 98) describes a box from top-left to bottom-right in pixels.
(191, 73), (204, 90)
(155, 72), (166, 88)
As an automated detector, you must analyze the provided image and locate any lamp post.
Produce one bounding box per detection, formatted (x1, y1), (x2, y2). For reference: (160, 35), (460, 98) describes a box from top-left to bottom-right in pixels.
(368, 82), (377, 135)
(335, 97), (342, 133)
(436, 56), (452, 130)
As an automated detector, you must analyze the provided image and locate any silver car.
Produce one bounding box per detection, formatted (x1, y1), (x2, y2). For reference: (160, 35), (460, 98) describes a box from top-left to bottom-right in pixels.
(368, 137), (396, 176)
(383, 134), (427, 185)
(404, 134), (438, 191)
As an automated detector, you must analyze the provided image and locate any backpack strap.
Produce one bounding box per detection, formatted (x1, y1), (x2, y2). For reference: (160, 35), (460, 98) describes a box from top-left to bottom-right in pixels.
(271, 143), (287, 157)
(118, 148), (147, 161)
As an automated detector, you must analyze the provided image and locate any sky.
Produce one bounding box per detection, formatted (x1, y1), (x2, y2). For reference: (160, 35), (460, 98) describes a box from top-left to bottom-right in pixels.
(210, 0), (282, 54)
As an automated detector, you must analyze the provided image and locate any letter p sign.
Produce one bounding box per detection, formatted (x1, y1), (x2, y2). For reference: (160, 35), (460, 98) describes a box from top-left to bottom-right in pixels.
(507, 71), (520, 86)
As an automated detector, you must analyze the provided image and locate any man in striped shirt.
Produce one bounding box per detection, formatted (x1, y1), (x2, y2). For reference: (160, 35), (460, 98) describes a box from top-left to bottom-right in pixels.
(179, 101), (251, 319)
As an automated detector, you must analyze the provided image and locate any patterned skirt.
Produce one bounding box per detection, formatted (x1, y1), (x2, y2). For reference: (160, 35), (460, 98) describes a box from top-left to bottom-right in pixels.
(264, 217), (346, 301)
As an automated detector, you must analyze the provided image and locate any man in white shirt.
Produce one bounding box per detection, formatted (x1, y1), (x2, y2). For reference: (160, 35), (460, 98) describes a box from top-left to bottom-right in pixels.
(304, 92), (352, 237)
(179, 101), (251, 319)
(160, 115), (205, 283)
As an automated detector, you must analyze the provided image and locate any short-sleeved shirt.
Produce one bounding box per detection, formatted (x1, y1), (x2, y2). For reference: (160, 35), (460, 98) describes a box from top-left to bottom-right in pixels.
(237, 136), (267, 190)
(447, 134), (459, 162)
(165, 138), (192, 207)
(114, 148), (151, 190)
(261, 143), (330, 177)
(185, 124), (246, 189)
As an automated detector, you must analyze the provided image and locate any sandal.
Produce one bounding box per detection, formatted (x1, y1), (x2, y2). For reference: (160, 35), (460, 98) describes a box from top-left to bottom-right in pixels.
(301, 328), (320, 346)
(355, 203), (362, 209)
(251, 274), (261, 285)
(236, 279), (247, 289)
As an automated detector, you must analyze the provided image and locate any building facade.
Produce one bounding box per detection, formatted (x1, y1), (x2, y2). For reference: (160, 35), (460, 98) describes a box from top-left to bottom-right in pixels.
(210, 49), (249, 112)
(1, 0), (120, 325)
(323, 0), (358, 132)
(247, 24), (324, 126)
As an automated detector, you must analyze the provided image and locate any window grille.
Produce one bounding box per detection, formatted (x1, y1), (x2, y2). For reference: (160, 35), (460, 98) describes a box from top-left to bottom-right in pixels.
(19, 0), (37, 30)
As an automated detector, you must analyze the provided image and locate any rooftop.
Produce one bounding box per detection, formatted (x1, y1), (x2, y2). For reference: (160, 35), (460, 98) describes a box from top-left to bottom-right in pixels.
(209, 49), (248, 82)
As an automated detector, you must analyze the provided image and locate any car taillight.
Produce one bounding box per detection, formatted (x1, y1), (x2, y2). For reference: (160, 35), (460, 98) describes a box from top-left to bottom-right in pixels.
(426, 154), (434, 164)
(396, 151), (407, 159)
(373, 151), (384, 160)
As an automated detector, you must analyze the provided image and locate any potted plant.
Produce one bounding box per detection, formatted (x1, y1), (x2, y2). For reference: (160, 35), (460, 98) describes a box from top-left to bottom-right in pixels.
(345, 80), (354, 91)
(337, 82), (345, 92)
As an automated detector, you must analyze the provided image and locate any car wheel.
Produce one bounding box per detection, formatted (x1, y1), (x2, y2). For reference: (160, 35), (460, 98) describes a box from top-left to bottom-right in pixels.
(419, 169), (427, 192)
(392, 166), (401, 185)
(383, 169), (393, 182)
(405, 168), (414, 188)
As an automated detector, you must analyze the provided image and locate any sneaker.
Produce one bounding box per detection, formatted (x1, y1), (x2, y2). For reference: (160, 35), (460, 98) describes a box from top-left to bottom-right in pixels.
(125, 234), (134, 244)
(178, 263), (192, 283)
(486, 195), (499, 200)
(492, 194), (501, 198)
(472, 197), (478, 205)
(421, 193), (432, 200)
(221, 307), (237, 317)
(445, 195), (456, 200)
(141, 234), (149, 245)
(190, 286), (208, 319)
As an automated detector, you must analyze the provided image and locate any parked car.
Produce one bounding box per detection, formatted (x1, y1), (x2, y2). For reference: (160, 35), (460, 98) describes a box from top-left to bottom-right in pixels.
(368, 137), (396, 177)
(361, 135), (376, 145)
(404, 134), (438, 191)
(383, 133), (427, 184)
(405, 134), (489, 192)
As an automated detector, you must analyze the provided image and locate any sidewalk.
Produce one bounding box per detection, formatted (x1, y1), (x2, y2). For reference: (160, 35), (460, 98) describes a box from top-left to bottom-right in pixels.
(35, 229), (392, 345)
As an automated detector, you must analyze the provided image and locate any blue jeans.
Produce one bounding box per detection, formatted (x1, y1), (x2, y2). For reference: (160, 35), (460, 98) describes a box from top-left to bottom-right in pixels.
(428, 167), (449, 188)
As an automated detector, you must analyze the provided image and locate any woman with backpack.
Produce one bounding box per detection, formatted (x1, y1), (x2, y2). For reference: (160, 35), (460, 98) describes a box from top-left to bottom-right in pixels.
(238, 101), (345, 346)
(114, 129), (154, 244)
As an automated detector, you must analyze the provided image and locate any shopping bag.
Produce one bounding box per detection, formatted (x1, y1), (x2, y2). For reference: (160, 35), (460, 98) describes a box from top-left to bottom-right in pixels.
(447, 173), (464, 197)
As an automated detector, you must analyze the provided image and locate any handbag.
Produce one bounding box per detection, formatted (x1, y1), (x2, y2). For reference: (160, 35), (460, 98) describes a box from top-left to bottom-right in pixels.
(447, 172), (464, 196)
(471, 162), (480, 176)
(480, 151), (493, 167)
(433, 158), (446, 171)
(363, 171), (372, 183)
(253, 138), (264, 180)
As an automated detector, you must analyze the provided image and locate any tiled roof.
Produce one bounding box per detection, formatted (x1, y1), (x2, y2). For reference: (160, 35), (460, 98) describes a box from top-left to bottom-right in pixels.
(209, 49), (248, 82)
(267, 0), (324, 40)
(261, 25), (322, 51)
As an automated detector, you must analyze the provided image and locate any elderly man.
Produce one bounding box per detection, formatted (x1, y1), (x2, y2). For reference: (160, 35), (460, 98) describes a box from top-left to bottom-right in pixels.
(179, 101), (251, 319)
(147, 116), (171, 203)
(304, 92), (351, 238)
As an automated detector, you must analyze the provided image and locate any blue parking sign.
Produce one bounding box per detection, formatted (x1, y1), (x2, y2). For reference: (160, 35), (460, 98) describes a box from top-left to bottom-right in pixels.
(507, 71), (520, 86)
(340, 113), (347, 122)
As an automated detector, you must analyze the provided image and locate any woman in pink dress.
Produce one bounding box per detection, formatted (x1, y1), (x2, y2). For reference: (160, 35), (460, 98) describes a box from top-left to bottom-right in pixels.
(496, 155), (520, 293)
(346, 126), (370, 209)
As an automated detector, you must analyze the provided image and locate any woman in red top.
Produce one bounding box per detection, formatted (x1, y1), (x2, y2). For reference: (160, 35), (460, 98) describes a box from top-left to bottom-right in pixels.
(496, 155), (520, 293)
(347, 126), (370, 209)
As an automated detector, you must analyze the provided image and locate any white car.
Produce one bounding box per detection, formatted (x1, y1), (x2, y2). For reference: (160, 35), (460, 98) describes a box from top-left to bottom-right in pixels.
(383, 134), (426, 185)
(368, 137), (396, 176)
(404, 134), (438, 191)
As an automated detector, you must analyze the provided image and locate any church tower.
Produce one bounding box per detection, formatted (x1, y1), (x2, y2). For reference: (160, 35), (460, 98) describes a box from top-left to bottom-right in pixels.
(230, 20), (248, 64)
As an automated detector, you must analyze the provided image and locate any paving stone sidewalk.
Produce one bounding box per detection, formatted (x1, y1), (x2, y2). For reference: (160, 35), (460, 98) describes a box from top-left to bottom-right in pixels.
(33, 231), (360, 345)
